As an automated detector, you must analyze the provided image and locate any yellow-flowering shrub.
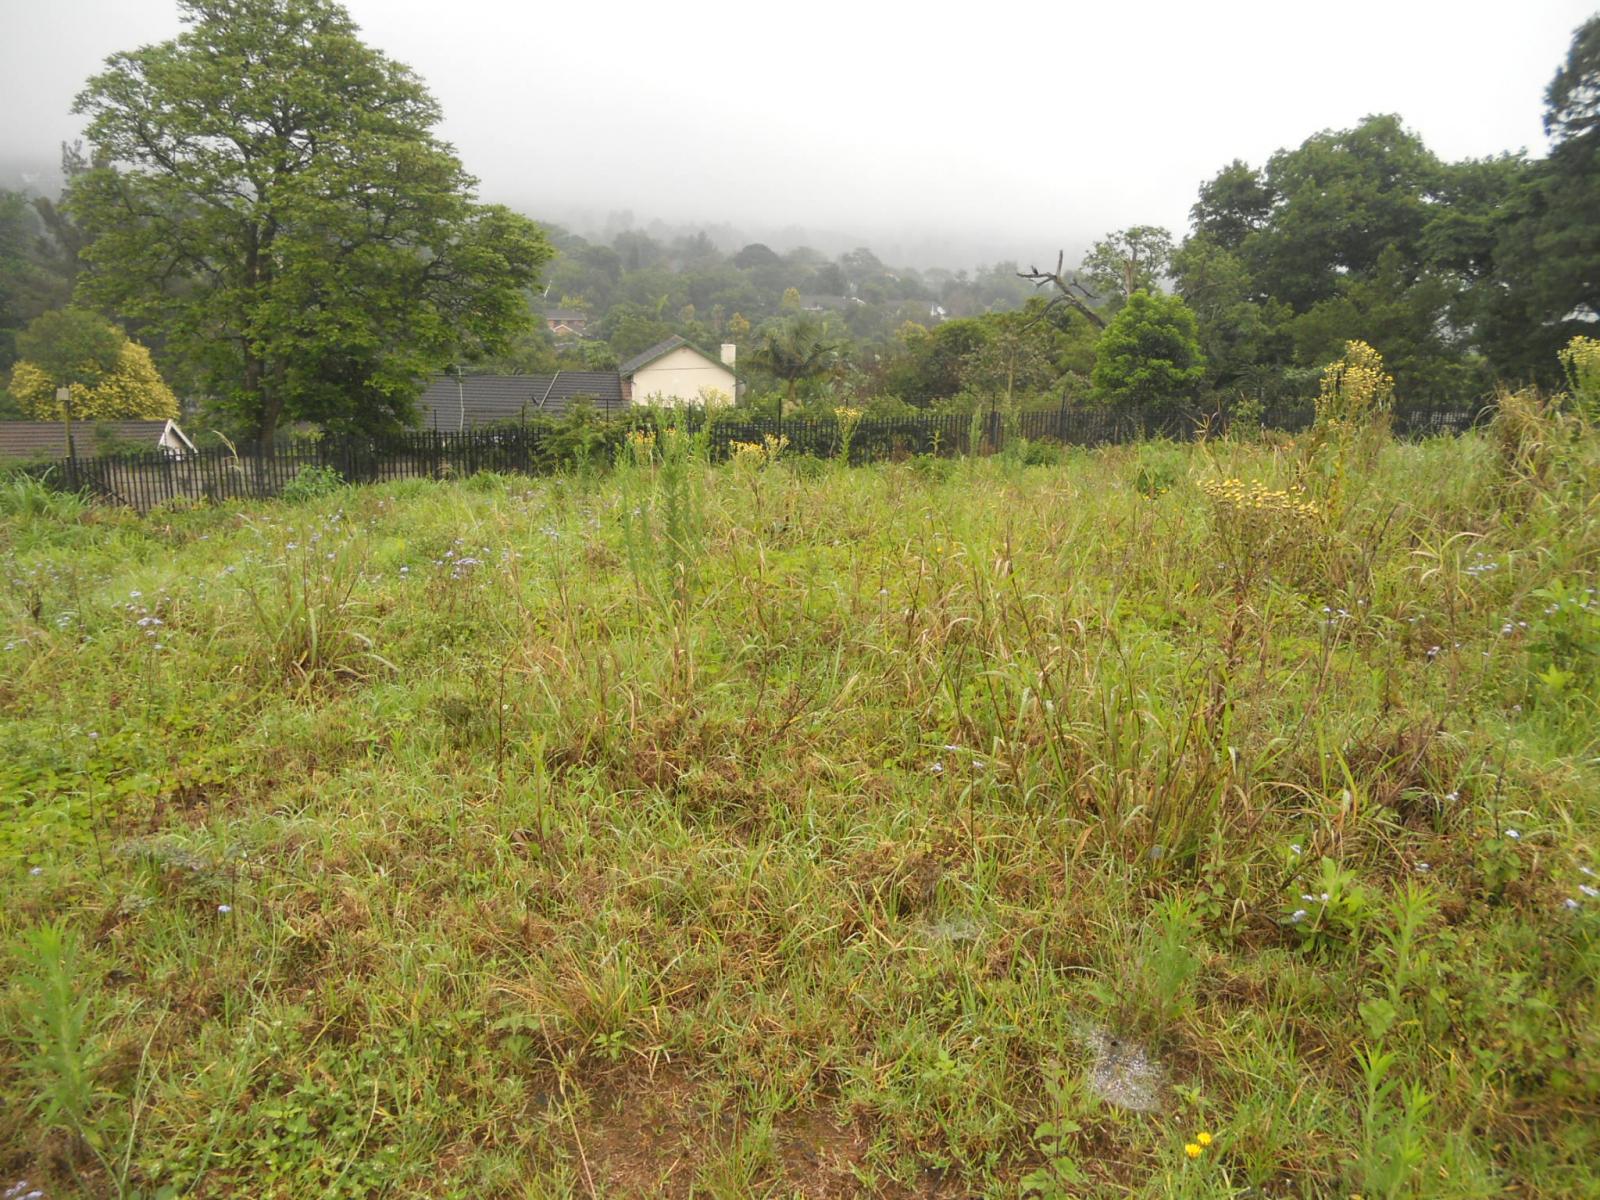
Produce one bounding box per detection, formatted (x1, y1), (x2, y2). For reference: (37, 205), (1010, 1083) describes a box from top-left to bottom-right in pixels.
(728, 433), (789, 468)
(625, 428), (657, 467)
(10, 342), (179, 421)
(1559, 335), (1600, 417)
(834, 406), (862, 462)
(1202, 476), (1322, 591)
(1305, 340), (1394, 517)
(1314, 339), (1393, 432)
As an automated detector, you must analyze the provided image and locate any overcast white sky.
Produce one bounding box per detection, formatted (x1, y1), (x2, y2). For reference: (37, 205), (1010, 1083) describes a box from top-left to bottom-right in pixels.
(1, 0), (1593, 266)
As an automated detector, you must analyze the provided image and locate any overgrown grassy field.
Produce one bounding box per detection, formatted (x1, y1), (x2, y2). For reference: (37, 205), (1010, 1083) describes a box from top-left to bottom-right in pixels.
(2, 414), (1598, 1198)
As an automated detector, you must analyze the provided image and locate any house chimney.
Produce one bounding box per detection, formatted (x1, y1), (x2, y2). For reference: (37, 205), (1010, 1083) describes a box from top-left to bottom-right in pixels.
(720, 343), (736, 369)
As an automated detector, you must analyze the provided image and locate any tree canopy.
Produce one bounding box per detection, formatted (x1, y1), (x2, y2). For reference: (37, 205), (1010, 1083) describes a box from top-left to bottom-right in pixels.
(748, 313), (843, 412)
(11, 341), (178, 421)
(68, 0), (551, 443)
(15, 307), (125, 393)
(9, 307), (177, 421)
(1091, 291), (1206, 414)
(1081, 226), (1175, 309)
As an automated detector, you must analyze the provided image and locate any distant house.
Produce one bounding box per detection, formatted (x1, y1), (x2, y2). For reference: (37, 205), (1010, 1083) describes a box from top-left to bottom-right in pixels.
(414, 372), (628, 431)
(0, 419), (196, 462)
(543, 309), (591, 338)
(619, 336), (738, 407)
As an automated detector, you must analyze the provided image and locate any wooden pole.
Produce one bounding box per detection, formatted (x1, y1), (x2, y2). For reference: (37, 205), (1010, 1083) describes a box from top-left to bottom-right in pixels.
(57, 386), (78, 491)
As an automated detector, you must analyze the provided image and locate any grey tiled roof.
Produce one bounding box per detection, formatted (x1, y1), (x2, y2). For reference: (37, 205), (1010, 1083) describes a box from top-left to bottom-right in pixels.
(617, 336), (689, 376)
(0, 420), (180, 461)
(415, 373), (627, 430)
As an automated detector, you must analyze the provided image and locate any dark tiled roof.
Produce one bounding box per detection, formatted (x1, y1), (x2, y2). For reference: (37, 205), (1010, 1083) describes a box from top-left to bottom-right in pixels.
(618, 336), (689, 376)
(415, 373), (627, 430)
(0, 420), (182, 461)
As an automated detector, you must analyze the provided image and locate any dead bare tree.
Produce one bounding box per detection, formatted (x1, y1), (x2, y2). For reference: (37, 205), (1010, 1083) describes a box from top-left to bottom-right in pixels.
(1017, 252), (1107, 330)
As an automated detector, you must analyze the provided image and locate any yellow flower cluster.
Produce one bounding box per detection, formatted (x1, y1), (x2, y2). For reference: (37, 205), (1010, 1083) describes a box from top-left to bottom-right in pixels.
(625, 428), (656, 467)
(1201, 477), (1320, 523)
(1560, 334), (1600, 412)
(728, 433), (789, 467)
(1315, 339), (1393, 429)
(1184, 1130), (1214, 1160)
(834, 405), (862, 426)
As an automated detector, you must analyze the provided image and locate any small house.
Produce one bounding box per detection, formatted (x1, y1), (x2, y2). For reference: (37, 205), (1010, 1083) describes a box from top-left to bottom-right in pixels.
(543, 309), (591, 338)
(619, 336), (737, 407)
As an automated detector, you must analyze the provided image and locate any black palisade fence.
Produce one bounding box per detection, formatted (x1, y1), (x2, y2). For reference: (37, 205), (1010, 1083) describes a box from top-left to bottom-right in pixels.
(11, 400), (1494, 512)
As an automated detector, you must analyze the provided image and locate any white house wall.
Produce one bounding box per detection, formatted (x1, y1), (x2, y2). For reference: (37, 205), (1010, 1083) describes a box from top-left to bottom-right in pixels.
(630, 347), (735, 407)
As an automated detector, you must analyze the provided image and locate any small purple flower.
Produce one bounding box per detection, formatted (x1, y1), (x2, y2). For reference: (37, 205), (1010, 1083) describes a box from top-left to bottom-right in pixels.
(217, 904), (232, 914)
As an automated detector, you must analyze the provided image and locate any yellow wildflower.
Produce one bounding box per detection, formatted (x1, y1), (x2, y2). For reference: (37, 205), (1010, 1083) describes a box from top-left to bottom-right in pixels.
(1185, 1142), (1203, 1159)
(1196, 1131), (1212, 1147)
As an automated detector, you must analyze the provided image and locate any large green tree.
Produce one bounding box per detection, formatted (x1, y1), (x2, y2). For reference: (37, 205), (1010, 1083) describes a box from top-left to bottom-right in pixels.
(0, 191), (32, 370)
(1080, 226), (1175, 310)
(69, 0), (551, 444)
(1174, 115), (1508, 401)
(1489, 15), (1600, 379)
(1091, 290), (1206, 415)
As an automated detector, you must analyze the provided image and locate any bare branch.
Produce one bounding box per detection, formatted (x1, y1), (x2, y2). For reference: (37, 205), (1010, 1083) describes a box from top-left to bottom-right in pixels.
(1018, 251), (1107, 330)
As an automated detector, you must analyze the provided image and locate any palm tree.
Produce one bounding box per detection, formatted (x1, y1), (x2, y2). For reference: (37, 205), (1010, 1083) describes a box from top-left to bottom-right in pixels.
(749, 313), (842, 416)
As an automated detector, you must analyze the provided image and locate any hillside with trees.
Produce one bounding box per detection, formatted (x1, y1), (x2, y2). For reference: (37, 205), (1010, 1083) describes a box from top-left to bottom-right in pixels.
(0, 7), (1596, 437)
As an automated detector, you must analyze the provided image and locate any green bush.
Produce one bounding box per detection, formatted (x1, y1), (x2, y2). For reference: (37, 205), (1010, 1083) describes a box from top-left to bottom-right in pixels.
(1091, 290), (1207, 414)
(279, 464), (345, 504)
(1130, 440), (1185, 497)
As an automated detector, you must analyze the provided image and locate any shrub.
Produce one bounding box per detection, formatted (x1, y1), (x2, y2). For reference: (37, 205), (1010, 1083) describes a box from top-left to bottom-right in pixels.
(1131, 441), (1185, 497)
(1559, 335), (1600, 417)
(908, 453), (956, 482)
(11, 339), (179, 421)
(1314, 339), (1394, 432)
(1091, 290), (1207, 414)
(1304, 339), (1396, 515)
(1010, 438), (1064, 467)
(279, 464), (345, 504)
